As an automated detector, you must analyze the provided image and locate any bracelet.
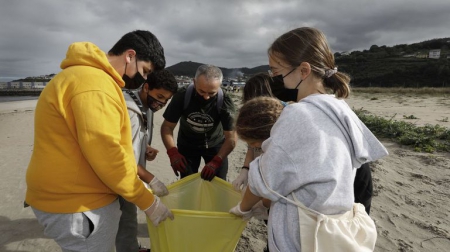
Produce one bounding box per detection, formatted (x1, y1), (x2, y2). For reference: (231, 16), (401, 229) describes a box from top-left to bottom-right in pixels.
(241, 166), (249, 170)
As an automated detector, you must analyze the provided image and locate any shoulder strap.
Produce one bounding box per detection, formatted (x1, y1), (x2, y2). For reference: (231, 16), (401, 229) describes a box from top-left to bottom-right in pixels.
(216, 88), (224, 113)
(125, 89), (148, 131)
(183, 83), (195, 111)
(183, 83), (224, 113)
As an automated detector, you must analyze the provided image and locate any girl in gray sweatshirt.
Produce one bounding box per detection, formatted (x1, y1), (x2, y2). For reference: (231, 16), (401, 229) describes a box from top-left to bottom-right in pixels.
(230, 27), (388, 252)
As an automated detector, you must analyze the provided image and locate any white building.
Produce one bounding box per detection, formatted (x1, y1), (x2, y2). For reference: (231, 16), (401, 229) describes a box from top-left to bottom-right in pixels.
(0, 81), (48, 89)
(429, 49), (441, 59)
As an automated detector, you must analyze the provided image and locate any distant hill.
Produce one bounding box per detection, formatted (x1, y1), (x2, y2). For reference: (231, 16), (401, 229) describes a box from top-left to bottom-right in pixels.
(14, 37), (450, 88)
(167, 38), (450, 88)
(335, 37), (450, 87)
(166, 61), (269, 78)
(12, 74), (55, 82)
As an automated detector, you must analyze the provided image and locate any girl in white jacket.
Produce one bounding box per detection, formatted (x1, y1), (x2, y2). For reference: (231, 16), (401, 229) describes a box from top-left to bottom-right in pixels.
(230, 27), (388, 252)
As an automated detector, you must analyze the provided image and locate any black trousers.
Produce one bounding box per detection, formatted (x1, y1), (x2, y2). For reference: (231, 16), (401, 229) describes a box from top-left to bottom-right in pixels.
(178, 142), (228, 180)
(353, 162), (373, 214)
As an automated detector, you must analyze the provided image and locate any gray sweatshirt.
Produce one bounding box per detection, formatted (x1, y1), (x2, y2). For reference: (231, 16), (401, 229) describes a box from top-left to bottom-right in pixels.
(248, 94), (388, 252)
(123, 90), (153, 167)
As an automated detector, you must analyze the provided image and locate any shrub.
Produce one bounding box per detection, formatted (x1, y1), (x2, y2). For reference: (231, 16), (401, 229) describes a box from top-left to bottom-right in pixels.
(354, 109), (450, 152)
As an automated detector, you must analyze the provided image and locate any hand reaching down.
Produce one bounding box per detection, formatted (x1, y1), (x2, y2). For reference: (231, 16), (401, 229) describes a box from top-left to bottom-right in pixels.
(232, 168), (248, 191)
(167, 147), (187, 176)
(144, 196), (174, 226)
(148, 177), (169, 197)
(200, 155), (223, 181)
(229, 201), (253, 221)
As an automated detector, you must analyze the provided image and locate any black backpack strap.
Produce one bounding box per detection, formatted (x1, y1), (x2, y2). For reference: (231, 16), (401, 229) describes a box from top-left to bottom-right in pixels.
(183, 83), (194, 111)
(216, 87), (223, 113)
(183, 83), (224, 113)
(125, 89), (148, 131)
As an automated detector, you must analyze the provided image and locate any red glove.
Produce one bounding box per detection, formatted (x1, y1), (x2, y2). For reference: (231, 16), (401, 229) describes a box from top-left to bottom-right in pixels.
(167, 147), (187, 176)
(201, 155), (223, 181)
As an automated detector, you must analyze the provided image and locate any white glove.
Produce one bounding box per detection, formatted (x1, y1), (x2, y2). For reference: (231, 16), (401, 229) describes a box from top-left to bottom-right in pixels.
(229, 201), (253, 221)
(149, 177), (169, 197)
(144, 196), (174, 226)
(251, 200), (269, 220)
(232, 169), (249, 191)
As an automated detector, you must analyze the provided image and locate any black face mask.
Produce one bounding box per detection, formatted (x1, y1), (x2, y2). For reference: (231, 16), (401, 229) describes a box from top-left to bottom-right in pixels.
(194, 90), (210, 105)
(122, 59), (145, 89)
(270, 74), (301, 102)
(146, 94), (166, 112)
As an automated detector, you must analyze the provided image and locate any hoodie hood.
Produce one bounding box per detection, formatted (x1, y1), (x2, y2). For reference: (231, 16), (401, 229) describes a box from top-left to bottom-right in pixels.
(60, 42), (124, 87)
(302, 94), (388, 168)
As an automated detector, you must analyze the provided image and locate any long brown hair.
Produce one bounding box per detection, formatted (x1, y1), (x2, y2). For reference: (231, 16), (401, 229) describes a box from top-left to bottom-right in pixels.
(269, 27), (351, 98)
(235, 96), (284, 142)
(242, 73), (274, 103)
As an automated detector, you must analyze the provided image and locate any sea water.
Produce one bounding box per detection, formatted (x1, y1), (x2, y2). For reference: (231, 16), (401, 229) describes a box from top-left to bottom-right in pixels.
(0, 96), (39, 103)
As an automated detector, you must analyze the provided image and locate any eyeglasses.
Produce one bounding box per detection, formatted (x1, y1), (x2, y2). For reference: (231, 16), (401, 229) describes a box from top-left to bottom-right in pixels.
(154, 99), (167, 107)
(148, 92), (168, 107)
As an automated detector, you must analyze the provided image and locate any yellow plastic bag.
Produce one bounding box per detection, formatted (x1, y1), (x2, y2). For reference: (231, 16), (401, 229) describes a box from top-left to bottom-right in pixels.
(147, 173), (247, 252)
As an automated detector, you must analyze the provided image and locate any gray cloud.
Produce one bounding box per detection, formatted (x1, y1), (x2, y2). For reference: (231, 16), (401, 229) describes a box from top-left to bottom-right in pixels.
(1, 0), (449, 79)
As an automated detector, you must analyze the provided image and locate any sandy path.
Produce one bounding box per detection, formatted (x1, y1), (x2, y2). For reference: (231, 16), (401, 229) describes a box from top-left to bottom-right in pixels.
(0, 91), (449, 251)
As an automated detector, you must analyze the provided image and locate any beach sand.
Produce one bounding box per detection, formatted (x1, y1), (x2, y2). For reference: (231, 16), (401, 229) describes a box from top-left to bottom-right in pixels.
(0, 92), (449, 251)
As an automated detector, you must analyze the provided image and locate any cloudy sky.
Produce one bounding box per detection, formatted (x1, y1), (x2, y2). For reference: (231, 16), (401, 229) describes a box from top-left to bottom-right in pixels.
(1, 0), (449, 81)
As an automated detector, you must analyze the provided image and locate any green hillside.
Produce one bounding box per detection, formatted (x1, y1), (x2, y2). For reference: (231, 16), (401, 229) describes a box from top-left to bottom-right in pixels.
(14, 37), (450, 88)
(167, 38), (450, 87)
(336, 38), (450, 87)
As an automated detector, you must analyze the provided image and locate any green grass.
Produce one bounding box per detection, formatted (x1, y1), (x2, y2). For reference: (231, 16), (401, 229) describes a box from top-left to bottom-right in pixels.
(354, 108), (450, 153)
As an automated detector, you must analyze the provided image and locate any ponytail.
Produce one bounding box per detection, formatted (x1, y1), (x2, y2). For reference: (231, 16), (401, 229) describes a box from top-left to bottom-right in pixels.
(323, 71), (351, 98)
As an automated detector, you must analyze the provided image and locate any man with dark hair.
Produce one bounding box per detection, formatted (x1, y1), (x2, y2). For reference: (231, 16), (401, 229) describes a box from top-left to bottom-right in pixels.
(117, 69), (178, 252)
(109, 30), (166, 89)
(25, 30), (173, 252)
(161, 64), (237, 182)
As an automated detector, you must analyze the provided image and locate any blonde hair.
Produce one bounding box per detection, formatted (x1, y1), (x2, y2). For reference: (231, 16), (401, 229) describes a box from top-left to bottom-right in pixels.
(236, 97), (284, 142)
(269, 27), (351, 98)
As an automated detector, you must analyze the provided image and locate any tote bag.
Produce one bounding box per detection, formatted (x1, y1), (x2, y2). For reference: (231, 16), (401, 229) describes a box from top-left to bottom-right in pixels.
(260, 163), (377, 252)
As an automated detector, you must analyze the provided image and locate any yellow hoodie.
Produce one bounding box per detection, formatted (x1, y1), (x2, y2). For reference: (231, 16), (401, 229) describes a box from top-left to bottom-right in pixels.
(26, 42), (154, 213)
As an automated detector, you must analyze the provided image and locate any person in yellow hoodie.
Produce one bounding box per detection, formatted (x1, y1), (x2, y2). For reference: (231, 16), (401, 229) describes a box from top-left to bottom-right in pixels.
(25, 30), (174, 252)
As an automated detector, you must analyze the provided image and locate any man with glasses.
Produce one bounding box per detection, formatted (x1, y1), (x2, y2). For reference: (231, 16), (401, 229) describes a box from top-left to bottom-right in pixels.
(161, 64), (237, 182)
(25, 30), (173, 252)
(118, 69), (178, 252)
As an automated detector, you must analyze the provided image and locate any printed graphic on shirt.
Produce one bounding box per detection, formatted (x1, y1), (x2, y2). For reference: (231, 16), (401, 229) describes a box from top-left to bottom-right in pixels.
(186, 112), (214, 133)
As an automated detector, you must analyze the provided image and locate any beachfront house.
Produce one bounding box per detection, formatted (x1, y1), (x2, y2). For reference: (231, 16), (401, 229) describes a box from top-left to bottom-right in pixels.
(0, 82), (48, 89)
(429, 49), (441, 59)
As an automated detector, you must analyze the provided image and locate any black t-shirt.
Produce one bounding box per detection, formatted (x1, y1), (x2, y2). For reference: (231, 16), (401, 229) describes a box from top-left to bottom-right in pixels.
(163, 86), (236, 149)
